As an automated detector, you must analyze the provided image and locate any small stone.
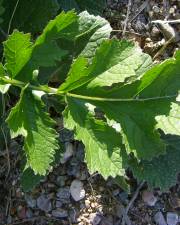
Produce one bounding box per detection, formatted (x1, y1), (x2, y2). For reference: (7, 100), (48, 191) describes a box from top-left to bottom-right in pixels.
(112, 189), (119, 196)
(56, 176), (66, 187)
(60, 142), (74, 164)
(17, 206), (26, 219)
(149, 10), (154, 18)
(25, 195), (36, 208)
(154, 212), (167, 225)
(167, 212), (179, 225)
(98, 186), (104, 192)
(145, 37), (152, 43)
(26, 209), (33, 218)
(151, 26), (160, 38)
(47, 183), (56, 188)
(52, 209), (68, 218)
(16, 188), (23, 198)
(85, 199), (91, 209)
(89, 213), (102, 225)
(70, 179), (85, 201)
(67, 164), (80, 177)
(169, 7), (175, 14)
(56, 187), (70, 203)
(152, 5), (160, 13)
(91, 202), (96, 208)
(56, 200), (63, 208)
(169, 195), (180, 209)
(37, 195), (52, 212)
(142, 190), (157, 206)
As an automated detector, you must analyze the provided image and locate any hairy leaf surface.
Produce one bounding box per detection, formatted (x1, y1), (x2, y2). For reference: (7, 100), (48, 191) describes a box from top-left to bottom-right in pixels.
(128, 135), (180, 190)
(62, 50), (180, 160)
(53, 11), (112, 83)
(156, 102), (180, 135)
(6, 11), (110, 83)
(3, 31), (33, 78)
(64, 97), (126, 178)
(1, 10), (180, 191)
(59, 40), (152, 92)
(7, 89), (59, 175)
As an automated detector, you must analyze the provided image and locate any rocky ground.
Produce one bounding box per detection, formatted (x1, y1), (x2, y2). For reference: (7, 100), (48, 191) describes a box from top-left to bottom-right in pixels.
(0, 1), (180, 225)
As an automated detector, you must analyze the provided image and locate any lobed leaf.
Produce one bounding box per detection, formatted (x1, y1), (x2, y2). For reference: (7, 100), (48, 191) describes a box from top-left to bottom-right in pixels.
(128, 135), (180, 190)
(7, 88), (59, 175)
(3, 31), (33, 79)
(65, 50), (180, 160)
(64, 97), (126, 179)
(4, 11), (111, 83)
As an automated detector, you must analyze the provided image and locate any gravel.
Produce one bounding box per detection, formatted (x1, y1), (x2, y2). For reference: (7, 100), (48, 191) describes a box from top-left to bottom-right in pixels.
(70, 179), (86, 202)
(37, 195), (52, 212)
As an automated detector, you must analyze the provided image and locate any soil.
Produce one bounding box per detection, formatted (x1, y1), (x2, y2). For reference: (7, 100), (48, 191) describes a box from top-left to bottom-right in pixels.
(0, 1), (180, 225)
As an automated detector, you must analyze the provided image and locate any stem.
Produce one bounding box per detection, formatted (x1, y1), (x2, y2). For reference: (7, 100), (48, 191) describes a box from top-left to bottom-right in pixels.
(67, 92), (176, 102)
(1, 77), (59, 94)
(1, 77), (177, 102)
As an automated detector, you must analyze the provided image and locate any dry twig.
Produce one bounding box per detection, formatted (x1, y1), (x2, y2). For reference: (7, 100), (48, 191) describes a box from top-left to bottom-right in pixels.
(122, 181), (145, 225)
(122, 0), (132, 37)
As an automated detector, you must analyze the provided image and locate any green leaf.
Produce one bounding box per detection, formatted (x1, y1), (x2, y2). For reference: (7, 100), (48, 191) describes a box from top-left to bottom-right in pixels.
(75, 11), (112, 60)
(7, 11), (78, 82)
(96, 100), (167, 160)
(58, 0), (106, 15)
(49, 10), (111, 83)
(128, 134), (180, 190)
(2, 0), (59, 33)
(156, 102), (180, 135)
(3, 11), (111, 83)
(3, 31), (33, 78)
(21, 167), (43, 192)
(7, 88), (59, 175)
(51, 10), (112, 84)
(59, 40), (152, 92)
(64, 97), (126, 179)
(66, 49), (180, 160)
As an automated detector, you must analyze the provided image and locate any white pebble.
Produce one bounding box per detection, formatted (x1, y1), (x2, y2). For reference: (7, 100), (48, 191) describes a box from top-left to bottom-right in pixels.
(70, 179), (85, 201)
(167, 212), (179, 225)
(154, 212), (167, 225)
(142, 190), (157, 206)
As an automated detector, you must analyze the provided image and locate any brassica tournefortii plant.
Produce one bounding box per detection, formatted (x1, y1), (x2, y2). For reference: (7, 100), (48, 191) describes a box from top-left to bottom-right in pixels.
(0, 10), (179, 191)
